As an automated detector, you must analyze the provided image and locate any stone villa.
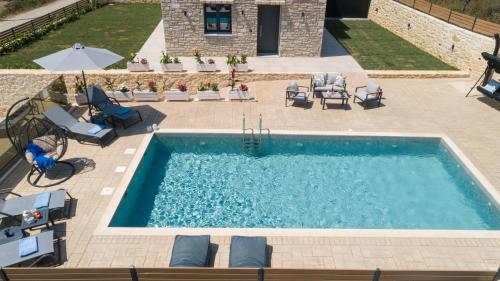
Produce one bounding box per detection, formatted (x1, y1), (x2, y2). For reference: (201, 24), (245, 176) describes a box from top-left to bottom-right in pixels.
(160, 0), (327, 57)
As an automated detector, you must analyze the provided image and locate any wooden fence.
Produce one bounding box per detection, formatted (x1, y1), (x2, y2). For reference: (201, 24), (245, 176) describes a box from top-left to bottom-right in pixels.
(0, 267), (498, 281)
(393, 0), (500, 37)
(0, 0), (94, 45)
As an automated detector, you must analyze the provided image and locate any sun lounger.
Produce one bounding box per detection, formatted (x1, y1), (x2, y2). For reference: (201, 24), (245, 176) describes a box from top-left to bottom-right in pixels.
(169, 235), (211, 267)
(43, 106), (117, 148)
(87, 85), (143, 129)
(229, 236), (269, 268)
(0, 189), (72, 220)
(0, 231), (60, 267)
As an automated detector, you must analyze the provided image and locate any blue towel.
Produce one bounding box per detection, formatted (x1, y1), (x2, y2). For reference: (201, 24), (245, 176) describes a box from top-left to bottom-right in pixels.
(88, 125), (104, 135)
(19, 236), (38, 257)
(25, 143), (55, 172)
(116, 108), (130, 116)
(33, 192), (51, 209)
(484, 80), (500, 93)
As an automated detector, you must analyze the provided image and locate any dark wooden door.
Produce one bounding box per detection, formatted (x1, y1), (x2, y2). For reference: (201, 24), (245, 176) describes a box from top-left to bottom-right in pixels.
(257, 5), (280, 55)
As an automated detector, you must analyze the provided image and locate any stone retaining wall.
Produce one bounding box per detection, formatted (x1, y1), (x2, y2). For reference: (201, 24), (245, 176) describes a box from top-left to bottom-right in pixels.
(0, 70), (309, 117)
(107, 0), (160, 3)
(368, 0), (496, 77)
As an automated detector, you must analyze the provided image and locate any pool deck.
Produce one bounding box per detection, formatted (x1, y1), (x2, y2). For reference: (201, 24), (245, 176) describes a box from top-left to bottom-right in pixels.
(1, 77), (500, 270)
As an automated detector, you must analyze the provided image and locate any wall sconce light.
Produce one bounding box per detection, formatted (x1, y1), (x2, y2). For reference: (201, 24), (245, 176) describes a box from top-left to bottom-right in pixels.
(407, 23), (411, 30)
(301, 12), (305, 17)
(375, 8), (379, 13)
(183, 11), (188, 17)
(451, 44), (455, 52)
(249, 28), (252, 33)
(241, 10), (245, 15)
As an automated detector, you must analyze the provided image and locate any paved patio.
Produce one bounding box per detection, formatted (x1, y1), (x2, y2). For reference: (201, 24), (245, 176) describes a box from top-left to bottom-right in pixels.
(1, 77), (500, 270)
(137, 21), (365, 75)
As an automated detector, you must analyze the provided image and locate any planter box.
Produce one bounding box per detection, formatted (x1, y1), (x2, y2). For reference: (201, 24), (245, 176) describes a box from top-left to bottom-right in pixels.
(106, 91), (133, 102)
(229, 64), (249, 72)
(165, 90), (190, 101)
(134, 90), (161, 102)
(75, 93), (88, 105)
(196, 63), (218, 72)
(228, 89), (253, 100)
(197, 90), (221, 100)
(127, 62), (151, 72)
(161, 63), (183, 72)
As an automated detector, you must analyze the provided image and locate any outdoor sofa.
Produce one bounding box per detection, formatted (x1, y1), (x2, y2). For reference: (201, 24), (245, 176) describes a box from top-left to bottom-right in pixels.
(310, 72), (346, 98)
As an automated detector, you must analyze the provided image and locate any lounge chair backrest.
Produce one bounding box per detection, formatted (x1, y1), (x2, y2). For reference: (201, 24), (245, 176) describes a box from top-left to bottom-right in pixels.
(287, 81), (299, 92)
(326, 72), (341, 85)
(366, 82), (381, 94)
(88, 85), (111, 107)
(312, 73), (326, 86)
(43, 106), (78, 129)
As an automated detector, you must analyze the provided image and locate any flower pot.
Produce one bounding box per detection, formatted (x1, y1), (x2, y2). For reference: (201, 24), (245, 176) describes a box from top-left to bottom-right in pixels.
(197, 90), (221, 100)
(134, 90), (161, 101)
(106, 90), (133, 102)
(74, 93), (88, 105)
(228, 89), (253, 100)
(196, 63), (218, 72)
(161, 63), (183, 72)
(165, 90), (190, 101)
(127, 62), (151, 72)
(229, 64), (249, 72)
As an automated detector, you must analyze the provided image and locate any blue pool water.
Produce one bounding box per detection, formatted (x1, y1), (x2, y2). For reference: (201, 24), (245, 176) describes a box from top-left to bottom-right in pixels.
(110, 134), (500, 230)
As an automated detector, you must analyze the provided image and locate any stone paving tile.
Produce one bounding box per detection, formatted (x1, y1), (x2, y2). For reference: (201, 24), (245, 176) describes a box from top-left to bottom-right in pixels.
(1, 78), (500, 270)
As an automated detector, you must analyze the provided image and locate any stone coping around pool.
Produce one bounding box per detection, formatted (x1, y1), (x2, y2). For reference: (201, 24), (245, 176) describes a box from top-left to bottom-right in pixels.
(94, 129), (500, 238)
(366, 70), (470, 79)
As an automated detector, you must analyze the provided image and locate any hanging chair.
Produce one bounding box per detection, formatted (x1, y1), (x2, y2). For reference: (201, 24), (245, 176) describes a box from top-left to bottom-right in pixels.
(5, 98), (75, 187)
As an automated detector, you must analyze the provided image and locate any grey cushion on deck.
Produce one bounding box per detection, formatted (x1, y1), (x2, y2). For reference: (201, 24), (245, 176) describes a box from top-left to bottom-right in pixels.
(229, 236), (267, 268)
(43, 106), (114, 138)
(314, 85), (334, 92)
(355, 91), (378, 101)
(0, 189), (66, 219)
(292, 92), (309, 102)
(0, 231), (55, 267)
(169, 235), (210, 267)
(366, 81), (381, 94)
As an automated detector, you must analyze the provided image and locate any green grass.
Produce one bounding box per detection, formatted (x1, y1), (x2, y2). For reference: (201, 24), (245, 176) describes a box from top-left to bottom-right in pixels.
(0, 3), (161, 69)
(325, 20), (456, 71)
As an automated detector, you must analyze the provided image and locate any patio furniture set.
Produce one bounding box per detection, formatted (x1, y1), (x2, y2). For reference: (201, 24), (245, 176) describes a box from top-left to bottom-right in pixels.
(0, 189), (74, 267)
(286, 73), (383, 110)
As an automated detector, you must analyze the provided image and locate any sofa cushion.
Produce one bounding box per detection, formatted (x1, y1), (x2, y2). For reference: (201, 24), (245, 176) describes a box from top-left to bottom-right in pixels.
(287, 81), (298, 92)
(326, 72), (341, 85)
(169, 235), (210, 267)
(366, 81), (381, 94)
(229, 236), (267, 268)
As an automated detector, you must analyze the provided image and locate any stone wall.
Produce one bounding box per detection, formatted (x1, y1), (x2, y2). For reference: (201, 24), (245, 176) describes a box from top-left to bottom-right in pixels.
(0, 70), (310, 117)
(368, 0), (496, 77)
(161, 0), (326, 57)
(107, 0), (160, 3)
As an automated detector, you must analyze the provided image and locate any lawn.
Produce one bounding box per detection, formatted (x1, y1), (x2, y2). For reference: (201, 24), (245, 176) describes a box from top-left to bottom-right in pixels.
(325, 20), (456, 70)
(0, 3), (161, 69)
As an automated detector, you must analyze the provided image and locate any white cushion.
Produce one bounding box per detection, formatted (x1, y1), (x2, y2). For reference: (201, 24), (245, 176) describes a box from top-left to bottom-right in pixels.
(366, 81), (381, 94)
(288, 81), (298, 91)
(313, 79), (325, 87)
(326, 72), (341, 85)
(315, 85), (333, 91)
(355, 90), (378, 101)
(293, 92), (309, 101)
(334, 76), (345, 88)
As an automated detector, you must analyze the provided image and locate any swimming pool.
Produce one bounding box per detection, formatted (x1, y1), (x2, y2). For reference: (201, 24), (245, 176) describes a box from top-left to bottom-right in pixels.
(109, 131), (500, 231)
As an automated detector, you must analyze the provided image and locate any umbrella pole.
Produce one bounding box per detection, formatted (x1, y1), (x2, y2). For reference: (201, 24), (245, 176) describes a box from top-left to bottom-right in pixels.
(81, 70), (92, 118)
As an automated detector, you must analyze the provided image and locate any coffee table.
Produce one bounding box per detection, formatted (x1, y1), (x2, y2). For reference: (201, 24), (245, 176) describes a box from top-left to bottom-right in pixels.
(321, 91), (350, 110)
(20, 208), (51, 231)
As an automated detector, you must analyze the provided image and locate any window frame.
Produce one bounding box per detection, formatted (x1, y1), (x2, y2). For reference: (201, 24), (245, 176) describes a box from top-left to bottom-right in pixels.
(204, 4), (232, 34)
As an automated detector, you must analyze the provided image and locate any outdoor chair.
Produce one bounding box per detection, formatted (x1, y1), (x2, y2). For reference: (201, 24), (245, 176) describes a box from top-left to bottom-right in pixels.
(477, 79), (500, 101)
(169, 235), (211, 267)
(43, 106), (117, 148)
(0, 189), (73, 220)
(87, 85), (143, 129)
(353, 81), (383, 109)
(310, 72), (344, 98)
(285, 81), (310, 107)
(229, 236), (269, 268)
(0, 231), (61, 267)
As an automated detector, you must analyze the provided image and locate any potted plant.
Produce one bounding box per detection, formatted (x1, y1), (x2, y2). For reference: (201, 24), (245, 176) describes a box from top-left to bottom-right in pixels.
(134, 80), (161, 101)
(165, 81), (190, 101)
(160, 51), (183, 72)
(73, 75), (88, 105)
(194, 48), (217, 72)
(226, 54), (249, 72)
(197, 81), (220, 100)
(106, 83), (132, 102)
(127, 52), (151, 72)
(228, 83), (253, 100)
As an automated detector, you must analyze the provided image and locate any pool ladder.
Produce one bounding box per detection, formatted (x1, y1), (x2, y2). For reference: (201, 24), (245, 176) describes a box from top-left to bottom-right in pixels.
(242, 114), (270, 154)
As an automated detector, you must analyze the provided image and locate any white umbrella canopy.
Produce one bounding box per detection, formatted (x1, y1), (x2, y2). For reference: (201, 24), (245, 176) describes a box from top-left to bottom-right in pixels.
(33, 43), (123, 117)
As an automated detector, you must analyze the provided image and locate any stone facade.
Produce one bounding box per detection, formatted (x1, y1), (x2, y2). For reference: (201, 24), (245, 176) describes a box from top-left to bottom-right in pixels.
(0, 70), (310, 117)
(160, 0), (326, 57)
(368, 0), (496, 77)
